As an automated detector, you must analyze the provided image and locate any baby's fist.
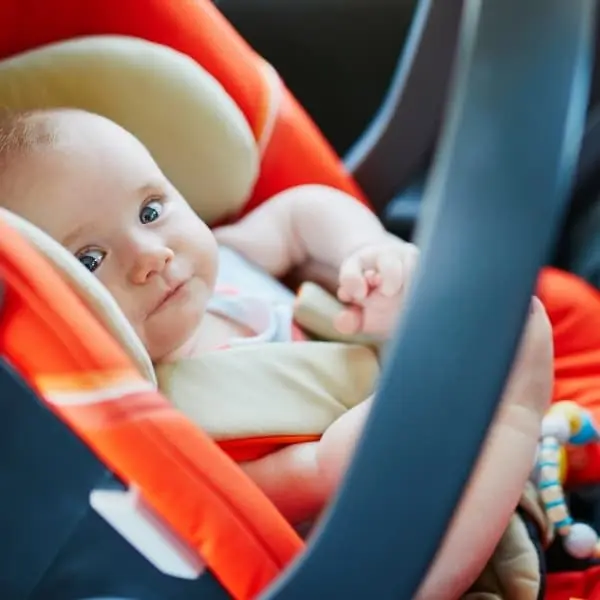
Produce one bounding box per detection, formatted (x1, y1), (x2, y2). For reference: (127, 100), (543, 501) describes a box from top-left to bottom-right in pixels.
(335, 238), (419, 336)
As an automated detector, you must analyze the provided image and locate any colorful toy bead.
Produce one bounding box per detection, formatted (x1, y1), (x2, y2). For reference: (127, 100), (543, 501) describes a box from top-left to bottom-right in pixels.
(535, 401), (600, 559)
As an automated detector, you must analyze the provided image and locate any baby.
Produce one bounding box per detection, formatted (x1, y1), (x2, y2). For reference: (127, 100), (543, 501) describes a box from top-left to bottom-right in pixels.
(0, 108), (553, 599)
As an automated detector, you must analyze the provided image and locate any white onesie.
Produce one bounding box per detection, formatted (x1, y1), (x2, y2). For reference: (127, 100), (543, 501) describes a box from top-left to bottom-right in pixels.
(209, 245), (307, 347)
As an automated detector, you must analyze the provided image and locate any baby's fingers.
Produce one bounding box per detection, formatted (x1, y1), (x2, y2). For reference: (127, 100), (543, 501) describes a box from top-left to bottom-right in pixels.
(333, 306), (364, 335)
(375, 252), (406, 297)
(338, 254), (372, 302)
(500, 296), (553, 420)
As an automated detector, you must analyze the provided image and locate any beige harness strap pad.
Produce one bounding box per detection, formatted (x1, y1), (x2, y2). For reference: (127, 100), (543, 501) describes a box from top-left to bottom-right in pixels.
(155, 341), (379, 440)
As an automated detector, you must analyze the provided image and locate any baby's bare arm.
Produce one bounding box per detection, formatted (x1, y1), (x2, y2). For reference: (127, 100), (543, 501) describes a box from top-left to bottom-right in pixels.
(241, 298), (552, 599)
(415, 298), (552, 598)
(239, 401), (371, 526)
(214, 185), (391, 280)
(239, 441), (327, 526)
(241, 393), (540, 599)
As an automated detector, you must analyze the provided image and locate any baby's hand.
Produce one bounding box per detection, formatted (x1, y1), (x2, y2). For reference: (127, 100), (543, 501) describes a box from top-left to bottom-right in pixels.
(335, 238), (419, 337)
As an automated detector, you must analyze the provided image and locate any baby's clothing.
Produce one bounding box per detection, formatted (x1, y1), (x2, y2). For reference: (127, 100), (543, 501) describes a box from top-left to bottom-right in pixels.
(216, 245), (295, 304)
(209, 245), (303, 345)
(206, 286), (306, 348)
(205, 245), (308, 348)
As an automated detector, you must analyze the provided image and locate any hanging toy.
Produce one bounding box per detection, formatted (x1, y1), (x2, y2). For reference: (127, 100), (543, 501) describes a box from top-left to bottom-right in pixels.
(535, 401), (600, 559)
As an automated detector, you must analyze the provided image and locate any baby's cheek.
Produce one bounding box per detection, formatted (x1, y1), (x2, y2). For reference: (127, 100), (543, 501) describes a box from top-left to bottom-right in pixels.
(126, 313), (154, 355)
(106, 285), (138, 322)
(142, 319), (180, 362)
(103, 283), (150, 347)
(185, 228), (219, 282)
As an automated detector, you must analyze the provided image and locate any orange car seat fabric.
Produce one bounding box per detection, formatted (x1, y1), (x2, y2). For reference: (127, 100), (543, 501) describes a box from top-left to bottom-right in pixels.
(537, 267), (600, 487)
(219, 434), (321, 463)
(547, 566), (600, 600)
(0, 219), (303, 600)
(0, 0), (367, 215)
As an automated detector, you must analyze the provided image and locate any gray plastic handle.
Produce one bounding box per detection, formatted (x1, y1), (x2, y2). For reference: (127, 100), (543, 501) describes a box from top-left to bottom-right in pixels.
(345, 0), (465, 212)
(263, 0), (595, 598)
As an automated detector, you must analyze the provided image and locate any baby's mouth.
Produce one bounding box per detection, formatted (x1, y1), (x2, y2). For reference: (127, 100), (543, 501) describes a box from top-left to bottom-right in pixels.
(149, 280), (189, 316)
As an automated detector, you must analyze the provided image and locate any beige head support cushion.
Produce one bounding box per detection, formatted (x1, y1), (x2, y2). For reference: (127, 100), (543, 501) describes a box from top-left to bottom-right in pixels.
(0, 35), (260, 225)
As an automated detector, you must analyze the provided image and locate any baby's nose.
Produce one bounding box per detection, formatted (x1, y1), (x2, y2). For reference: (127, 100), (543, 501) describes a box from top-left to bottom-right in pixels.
(129, 244), (174, 284)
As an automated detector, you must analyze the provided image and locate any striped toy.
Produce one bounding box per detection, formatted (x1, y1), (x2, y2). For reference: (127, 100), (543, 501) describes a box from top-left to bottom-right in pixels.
(535, 401), (600, 559)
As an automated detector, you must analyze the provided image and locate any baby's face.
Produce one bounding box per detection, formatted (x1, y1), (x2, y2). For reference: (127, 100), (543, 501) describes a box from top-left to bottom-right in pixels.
(7, 112), (218, 361)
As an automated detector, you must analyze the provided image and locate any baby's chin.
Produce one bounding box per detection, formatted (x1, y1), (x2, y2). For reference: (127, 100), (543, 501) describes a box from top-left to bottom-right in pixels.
(143, 278), (213, 363)
(146, 325), (203, 364)
(143, 308), (206, 364)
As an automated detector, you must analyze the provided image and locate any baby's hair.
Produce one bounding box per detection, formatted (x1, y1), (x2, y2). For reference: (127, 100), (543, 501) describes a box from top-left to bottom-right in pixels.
(0, 108), (61, 174)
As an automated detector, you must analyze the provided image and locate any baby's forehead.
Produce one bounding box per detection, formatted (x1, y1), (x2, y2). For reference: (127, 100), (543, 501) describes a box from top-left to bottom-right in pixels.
(0, 109), (92, 186)
(0, 155), (99, 243)
(4, 109), (157, 181)
(0, 108), (145, 160)
(0, 109), (167, 238)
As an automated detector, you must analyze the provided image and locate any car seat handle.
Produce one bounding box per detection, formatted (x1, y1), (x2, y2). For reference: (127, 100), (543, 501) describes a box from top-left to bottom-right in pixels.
(344, 0), (464, 213)
(263, 0), (595, 598)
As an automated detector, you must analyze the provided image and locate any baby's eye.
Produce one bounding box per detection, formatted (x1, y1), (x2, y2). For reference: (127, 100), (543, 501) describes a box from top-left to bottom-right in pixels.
(77, 248), (106, 273)
(140, 199), (163, 224)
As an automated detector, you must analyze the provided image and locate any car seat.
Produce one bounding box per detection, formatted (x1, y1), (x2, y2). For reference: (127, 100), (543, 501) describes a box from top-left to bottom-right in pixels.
(344, 0), (465, 216)
(0, 0), (596, 599)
